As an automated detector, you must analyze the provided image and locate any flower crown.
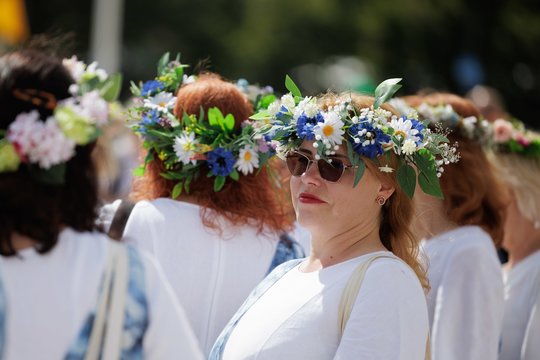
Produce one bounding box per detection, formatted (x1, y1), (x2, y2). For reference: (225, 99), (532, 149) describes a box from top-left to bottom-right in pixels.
(0, 56), (122, 184)
(412, 101), (491, 145)
(491, 118), (540, 157)
(235, 78), (277, 112)
(129, 53), (275, 196)
(251, 76), (460, 198)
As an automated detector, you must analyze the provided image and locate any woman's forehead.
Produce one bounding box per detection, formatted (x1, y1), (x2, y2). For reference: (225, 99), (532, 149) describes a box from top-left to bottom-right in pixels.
(299, 141), (348, 157)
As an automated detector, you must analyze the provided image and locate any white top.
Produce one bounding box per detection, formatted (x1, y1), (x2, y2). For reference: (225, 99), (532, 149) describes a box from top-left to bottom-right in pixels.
(123, 199), (286, 356)
(421, 226), (504, 360)
(500, 250), (540, 360)
(222, 251), (429, 360)
(0, 228), (203, 360)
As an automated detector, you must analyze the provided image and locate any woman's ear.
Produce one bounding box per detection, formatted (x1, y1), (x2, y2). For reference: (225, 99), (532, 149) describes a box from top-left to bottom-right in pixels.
(377, 179), (395, 201)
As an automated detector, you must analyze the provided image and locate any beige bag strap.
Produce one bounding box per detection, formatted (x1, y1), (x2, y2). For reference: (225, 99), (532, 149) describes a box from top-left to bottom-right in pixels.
(338, 254), (431, 360)
(84, 241), (129, 360)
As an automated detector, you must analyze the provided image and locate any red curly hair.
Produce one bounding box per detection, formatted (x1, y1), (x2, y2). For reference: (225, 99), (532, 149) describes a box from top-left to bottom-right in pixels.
(409, 93), (508, 247)
(131, 73), (294, 234)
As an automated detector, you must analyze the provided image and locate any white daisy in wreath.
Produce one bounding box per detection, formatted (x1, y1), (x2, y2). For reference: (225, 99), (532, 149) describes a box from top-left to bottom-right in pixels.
(144, 92), (176, 113)
(313, 111), (344, 146)
(235, 145), (259, 175)
(173, 132), (198, 165)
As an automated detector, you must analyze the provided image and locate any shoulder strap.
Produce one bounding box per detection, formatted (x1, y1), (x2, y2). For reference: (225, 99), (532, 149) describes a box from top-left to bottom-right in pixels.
(209, 258), (303, 359)
(338, 254), (396, 334)
(108, 199), (135, 241)
(338, 253), (431, 360)
(84, 241), (129, 360)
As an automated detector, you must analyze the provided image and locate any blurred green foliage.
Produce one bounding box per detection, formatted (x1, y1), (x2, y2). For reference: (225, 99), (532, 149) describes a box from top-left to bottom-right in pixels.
(23, 0), (540, 126)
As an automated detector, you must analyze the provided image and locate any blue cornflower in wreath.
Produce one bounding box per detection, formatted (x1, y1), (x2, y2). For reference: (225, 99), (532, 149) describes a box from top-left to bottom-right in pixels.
(141, 80), (165, 96)
(349, 122), (391, 159)
(207, 147), (236, 177)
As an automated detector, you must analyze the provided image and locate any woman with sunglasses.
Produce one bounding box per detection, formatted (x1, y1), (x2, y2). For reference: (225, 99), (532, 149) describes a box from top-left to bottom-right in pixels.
(210, 80), (459, 359)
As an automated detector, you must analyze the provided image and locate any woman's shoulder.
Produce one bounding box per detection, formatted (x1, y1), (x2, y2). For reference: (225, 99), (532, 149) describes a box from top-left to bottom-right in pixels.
(365, 254), (421, 284)
(429, 225), (497, 255)
(357, 254), (426, 305)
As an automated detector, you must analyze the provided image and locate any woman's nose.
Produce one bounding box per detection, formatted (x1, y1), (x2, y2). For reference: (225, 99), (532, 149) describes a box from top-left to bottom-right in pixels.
(301, 159), (322, 186)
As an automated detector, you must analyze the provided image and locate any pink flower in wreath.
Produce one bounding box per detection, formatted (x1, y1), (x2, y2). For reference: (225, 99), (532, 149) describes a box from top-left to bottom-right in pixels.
(515, 132), (531, 147)
(493, 119), (514, 143)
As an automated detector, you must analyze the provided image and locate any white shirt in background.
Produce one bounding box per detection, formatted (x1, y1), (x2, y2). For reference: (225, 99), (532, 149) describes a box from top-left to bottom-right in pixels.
(0, 228), (203, 360)
(123, 198), (290, 356)
(421, 226), (504, 360)
(222, 251), (429, 360)
(500, 250), (540, 360)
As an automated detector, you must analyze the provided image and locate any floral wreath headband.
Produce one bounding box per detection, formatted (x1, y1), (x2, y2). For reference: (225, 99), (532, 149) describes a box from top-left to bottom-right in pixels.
(250, 76), (460, 199)
(491, 118), (540, 157)
(129, 53), (275, 196)
(0, 56), (122, 184)
(388, 98), (492, 146)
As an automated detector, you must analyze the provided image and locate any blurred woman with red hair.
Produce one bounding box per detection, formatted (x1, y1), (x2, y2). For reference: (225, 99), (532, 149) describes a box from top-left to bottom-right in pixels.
(124, 61), (304, 356)
(398, 93), (507, 360)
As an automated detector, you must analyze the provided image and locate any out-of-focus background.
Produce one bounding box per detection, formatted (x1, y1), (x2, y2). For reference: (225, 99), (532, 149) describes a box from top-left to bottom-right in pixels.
(1, 0), (539, 124)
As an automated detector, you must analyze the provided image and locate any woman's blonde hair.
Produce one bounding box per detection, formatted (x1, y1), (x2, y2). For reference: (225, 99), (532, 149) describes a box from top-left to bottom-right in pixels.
(490, 150), (540, 224)
(319, 92), (429, 292)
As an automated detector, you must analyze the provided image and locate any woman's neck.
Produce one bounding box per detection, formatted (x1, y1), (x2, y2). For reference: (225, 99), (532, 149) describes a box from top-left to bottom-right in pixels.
(506, 231), (540, 269)
(303, 219), (386, 272)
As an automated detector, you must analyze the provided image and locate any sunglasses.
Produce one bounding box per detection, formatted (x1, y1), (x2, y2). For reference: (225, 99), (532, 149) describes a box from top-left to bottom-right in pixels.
(285, 151), (356, 182)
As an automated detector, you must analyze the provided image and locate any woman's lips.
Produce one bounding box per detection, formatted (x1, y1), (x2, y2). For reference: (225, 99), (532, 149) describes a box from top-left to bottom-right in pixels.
(299, 192), (326, 204)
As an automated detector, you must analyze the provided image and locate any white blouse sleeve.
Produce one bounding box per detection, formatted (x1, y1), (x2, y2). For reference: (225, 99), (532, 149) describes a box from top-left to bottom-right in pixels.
(334, 260), (428, 360)
(139, 250), (204, 359)
(431, 242), (504, 360)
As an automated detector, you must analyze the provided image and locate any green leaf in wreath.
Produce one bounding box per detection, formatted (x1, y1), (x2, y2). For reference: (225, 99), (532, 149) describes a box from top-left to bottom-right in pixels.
(285, 75), (302, 98)
(99, 73), (122, 102)
(229, 169), (240, 181)
(373, 78), (402, 109)
(418, 171), (444, 199)
(214, 175), (226, 191)
(224, 113), (235, 132)
(413, 148), (437, 177)
(250, 111), (271, 121)
(352, 158), (366, 187)
(132, 165), (145, 177)
(172, 181), (183, 199)
(157, 52), (170, 76)
(208, 107), (223, 128)
(397, 163), (416, 198)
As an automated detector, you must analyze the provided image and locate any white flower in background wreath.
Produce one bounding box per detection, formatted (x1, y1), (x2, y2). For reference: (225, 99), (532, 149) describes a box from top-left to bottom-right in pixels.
(144, 92), (176, 113)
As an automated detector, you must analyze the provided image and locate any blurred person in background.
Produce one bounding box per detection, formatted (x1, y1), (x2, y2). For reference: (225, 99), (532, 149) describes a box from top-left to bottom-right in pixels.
(123, 54), (305, 356)
(397, 93), (507, 360)
(0, 47), (202, 359)
(488, 118), (540, 360)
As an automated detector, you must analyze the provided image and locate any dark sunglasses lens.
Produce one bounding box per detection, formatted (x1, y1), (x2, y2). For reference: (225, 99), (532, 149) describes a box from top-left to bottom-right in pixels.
(286, 153), (309, 176)
(318, 159), (345, 182)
